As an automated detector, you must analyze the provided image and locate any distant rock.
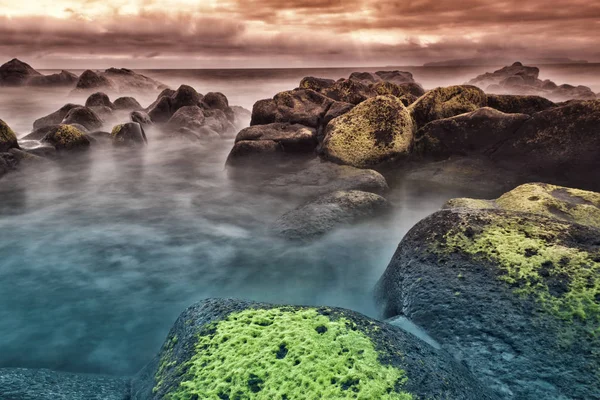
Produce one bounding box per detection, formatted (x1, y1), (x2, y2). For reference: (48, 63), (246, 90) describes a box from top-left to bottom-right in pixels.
(0, 58), (42, 86)
(348, 71), (380, 85)
(85, 92), (114, 109)
(375, 70), (416, 85)
(33, 103), (82, 130)
(75, 70), (114, 91)
(469, 61), (540, 88)
(202, 92), (230, 115)
(486, 94), (556, 115)
(74, 68), (165, 93)
(41, 124), (90, 151)
(61, 107), (103, 131)
(0, 119), (19, 152)
(274, 190), (391, 240)
(28, 70), (78, 87)
(110, 122), (147, 147)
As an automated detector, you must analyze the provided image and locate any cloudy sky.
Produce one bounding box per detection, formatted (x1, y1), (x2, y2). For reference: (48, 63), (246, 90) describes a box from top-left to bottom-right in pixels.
(0, 0), (599, 68)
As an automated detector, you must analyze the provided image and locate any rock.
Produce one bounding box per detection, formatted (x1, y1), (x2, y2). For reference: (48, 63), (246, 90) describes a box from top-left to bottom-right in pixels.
(0, 151), (19, 178)
(409, 85), (487, 129)
(61, 107), (103, 131)
(0, 119), (20, 152)
(85, 92), (114, 109)
(321, 95), (414, 168)
(165, 105), (206, 135)
(320, 101), (354, 140)
(375, 70), (416, 85)
(414, 107), (530, 159)
(251, 89), (333, 128)
(263, 159), (389, 198)
(171, 85), (202, 112)
(89, 106), (114, 121)
(299, 76), (335, 91)
(87, 131), (113, 145)
(130, 111), (153, 127)
(226, 140), (284, 167)
(155, 88), (176, 100)
(74, 68), (165, 92)
(348, 71), (379, 84)
(28, 70), (78, 87)
(23, 123), (88, 141)
(322, 79), (375, 105)
(469, 62), (540, 89)
(491, 100), (600, 188)
(234, 123), (317, 153)
(551, 84), (597, 101)
(111, 122), (147, 147)
(147, 96), (173, 123)
(0, 368), (129, 400)
(230, 105), (252, 129)
(75, 70), (113, 91)
(202, 92), (229, 113)
(486, 94), (556, 115)
(18, 140), (57, 158)
(274, 190), (391, 240)
(131, 298), (499, 400)
(376, 208), (600, 399)
(371, 81), (420, 106)
(0, 58), (42, 86)
(33, 103), (82, 130)
(41, 124), (90, 151)
(203, 109), (236, 137)
(444, 182), (600, 229)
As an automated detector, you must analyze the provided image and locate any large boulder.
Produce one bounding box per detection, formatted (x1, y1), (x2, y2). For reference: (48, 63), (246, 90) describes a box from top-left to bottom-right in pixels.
(0, 119), (19, 152)
(33, 103), (83, 130)
(234, 123), (317, 153)
(299, 76), (336, 92)
(61, 107), (103, 131)
(491, 100), (600, 187)
(444, 182), (600, 229)
(0, 58), (42, 86)
(486, 94), (556, 115)
(226, 140), (284, 167)
(0, 368), (129, 400)
(322, 79), (375, 105)
(170, 85), (202, 111)
(28, 70), (78, 87)
(164, 106), (208, 139)
(202, 92), (233, 120)
(0, 151), (19, 178)
(409, 85), (487, 129)
(371, 82), (420, 106)
(147, 96), (173, 123)
(376, 208), (600, 399)
(274, 190), (391, 240)
(113, 96), (142, 111)
(251, 89), (333, 128)
(110, 123), (147, 147)
(414, 107), (530, 159)
(321, 95), (414, 168)
(85, 92), (114, 109)
(131, 298), (498, 400)
(41, 124), (90, 151)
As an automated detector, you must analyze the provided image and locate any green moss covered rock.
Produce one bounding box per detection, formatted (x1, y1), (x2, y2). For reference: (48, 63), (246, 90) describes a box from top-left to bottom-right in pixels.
(0, 118), (19, 152)
(321, 96), (414, 168)
(408, 85), (487, 128)
(41, 124), (90, 151)
(376, 208), (600, 399)
(131, 298), (498, 400)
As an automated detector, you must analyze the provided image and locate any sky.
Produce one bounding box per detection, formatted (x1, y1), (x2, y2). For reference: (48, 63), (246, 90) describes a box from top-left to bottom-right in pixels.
(0, 0), (599, 68)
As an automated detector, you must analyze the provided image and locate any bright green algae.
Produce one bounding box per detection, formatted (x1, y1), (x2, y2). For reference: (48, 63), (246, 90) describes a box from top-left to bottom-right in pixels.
(161, 308), (413, 400)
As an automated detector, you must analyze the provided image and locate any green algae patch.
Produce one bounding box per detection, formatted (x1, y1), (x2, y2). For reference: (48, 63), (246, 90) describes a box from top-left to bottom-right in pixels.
(444, 198), (495, 210)
(440, 212), (600, 337)
(409, 85), (486, 128)
(42, 124), (89, 150)
(321, 95), (414, 168)
(0, 118), (19, 152)
(111, 124), (123, 138)
(164, 308), (413, 400)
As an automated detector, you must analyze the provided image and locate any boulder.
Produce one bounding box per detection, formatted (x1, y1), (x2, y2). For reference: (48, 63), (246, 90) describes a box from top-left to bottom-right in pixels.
(170, 85), (203, 112)
(110, 122), (147, 147)
(74, 68), (165, 92)
(409, 85), (487, 129)
(75, 70), (113, 91)
(491, 100), (600, 187)
(551, 84), (597, 101)
(130, 111), (153, 127)
(0, 119), (20, 152)
(371, 82), (420, 106)
(320, 101), (354, 140)
(61, 107), (103, 131)
(376, 208), (600, 399)
(85, 92), (114, 109)
(274, 190), (391, 240)
(27, 70), (78, 87)
(202, 92), (229, 112)
(234, 123), (317, 152)
(32, 103), (82, 130)
(322, 79), (375, 105)
(147, 96), (173, 123)
(299, 76), (336, 92)
(0, 58), (42, 86)
(444, 182), (600, 229)
(88, 106), (113, 121)
(231, 105), (252, 129)
(130, 298), (499, 400)
(348, 71), (380, 84)
(414, 107), (530, 159)
(226, 140), (284, 167)
(321, 95), (414, 168)
(486, 94), (556, 115)
(0, 368), (129, 400)
(165, 106), (206, 135)
(23, 124), (88, 141)
(41, 124), (90, 151)
(251, 89), (333, 128)
(203, 109), (236, 137)
(375, 70), (416, 85)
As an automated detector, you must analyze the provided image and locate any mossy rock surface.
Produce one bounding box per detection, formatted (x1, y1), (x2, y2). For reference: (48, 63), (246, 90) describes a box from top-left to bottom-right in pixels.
(41, 124), (90, 151)
(321, 96), (414, 168)
(322, 79), (375, 105)
(409, 85), (487, 129)
(444, 182), (600, 229)
(299, 76), (335, 92)
(250, 89), (333, 128)
(376, 208), (600, 399)
(0, 118), (19, 152)
(131, 298), (498, 400)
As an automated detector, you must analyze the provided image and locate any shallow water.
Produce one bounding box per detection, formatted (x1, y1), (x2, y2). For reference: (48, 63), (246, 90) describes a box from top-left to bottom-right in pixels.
(0, 65), (597, 376)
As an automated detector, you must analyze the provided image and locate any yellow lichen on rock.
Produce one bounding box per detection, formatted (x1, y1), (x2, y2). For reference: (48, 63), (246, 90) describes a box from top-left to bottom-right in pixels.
(0, 118), (19, 151)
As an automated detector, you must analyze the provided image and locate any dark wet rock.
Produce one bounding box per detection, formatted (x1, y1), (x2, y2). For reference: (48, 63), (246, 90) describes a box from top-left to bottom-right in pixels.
(165, 106), (206, 135)
(274, 190), (391, 240)
(226, 140), (284, 167)
(202, 92), (229, 112)
(75, 70), (113, 91)
(155, 88), (176, 100)
(319, 101), (354, 140)
(299, 76), (336, 92)
(235, 123), (317, 153)
(28, 70), (78, 87)
(130, 110), (153, 127)
(32, 103), (82, 130)
(0, 119), (20, 152)
(61, 107), (103, 131)
(322, 79), (375, 105)
(41, 124), (90, 151)
(486, 94), (556, 115)
(414, 107), (530, 159)
(110, 122), (147, 147)
(409, 85), (487, 129)
(0, 58), (42, 86)
(85, 92), (114, 109)
(491, 100), (600, 188)
(171, 85), (203, 111)
(321, 95), (414, 168)
(147, 96), (173, 123)
(0, 367), (129, 400)
(376, 208), (600, 399)
(375, 70), (416, 85)
(251, 89), (333, 128)
(349, 71), (379, 84)
(131, 298), (499, 400)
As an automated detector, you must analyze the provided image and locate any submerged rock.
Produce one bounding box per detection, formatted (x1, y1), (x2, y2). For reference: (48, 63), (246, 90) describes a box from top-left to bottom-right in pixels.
(111, 123), (147, 147)
(274, 190), (391, 240)
(131, 298), (498, 400)
(41, 124), (90, 151)
(61, 107), (103, 131)
(321, 95), (414, 168)
(0, 58), (42, 86)
(0, 119), (19, 152)
(33, 103), (83, 130)
(376, 208), (600, 399)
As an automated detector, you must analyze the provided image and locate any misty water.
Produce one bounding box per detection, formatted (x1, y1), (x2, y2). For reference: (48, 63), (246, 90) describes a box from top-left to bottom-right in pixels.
(0, 65), (598, 377)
